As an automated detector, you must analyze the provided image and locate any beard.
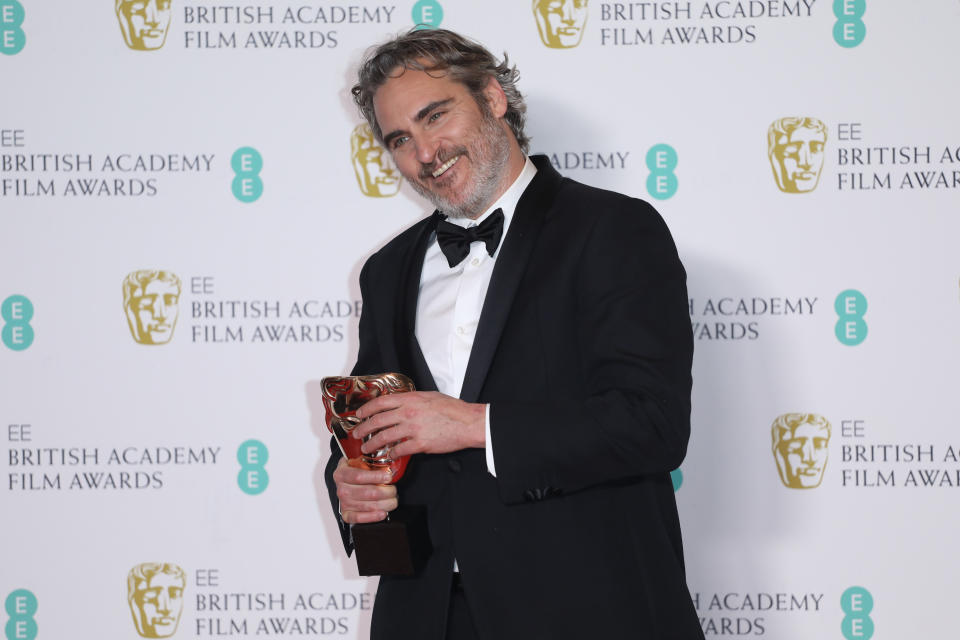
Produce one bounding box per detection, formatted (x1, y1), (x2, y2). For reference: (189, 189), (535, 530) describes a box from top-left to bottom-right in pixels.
(408, 111), (512, 219)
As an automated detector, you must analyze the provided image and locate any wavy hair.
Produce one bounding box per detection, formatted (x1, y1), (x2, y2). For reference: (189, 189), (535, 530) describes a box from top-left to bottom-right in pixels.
(352, 28), (530, 153)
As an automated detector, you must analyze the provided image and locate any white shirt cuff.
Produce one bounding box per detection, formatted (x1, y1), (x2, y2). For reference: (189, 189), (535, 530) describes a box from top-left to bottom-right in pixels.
(484, 403), (496, 477)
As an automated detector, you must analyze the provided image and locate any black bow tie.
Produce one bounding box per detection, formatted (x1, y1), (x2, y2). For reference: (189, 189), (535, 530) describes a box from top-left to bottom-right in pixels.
(434, 209), (505, 268)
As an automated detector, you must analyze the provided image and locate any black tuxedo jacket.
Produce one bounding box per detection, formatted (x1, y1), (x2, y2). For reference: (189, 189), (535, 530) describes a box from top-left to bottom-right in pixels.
(326, 155), (703, 640)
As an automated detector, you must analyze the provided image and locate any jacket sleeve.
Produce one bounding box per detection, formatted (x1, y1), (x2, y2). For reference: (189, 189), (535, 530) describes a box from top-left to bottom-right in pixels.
(489, 199), (693, 504)
(324, 257), (380, 554)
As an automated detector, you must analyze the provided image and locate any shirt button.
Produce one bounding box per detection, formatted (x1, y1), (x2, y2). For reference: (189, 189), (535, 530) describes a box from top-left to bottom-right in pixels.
(471, 258), (480, 266)
(456, 326), (464, 335)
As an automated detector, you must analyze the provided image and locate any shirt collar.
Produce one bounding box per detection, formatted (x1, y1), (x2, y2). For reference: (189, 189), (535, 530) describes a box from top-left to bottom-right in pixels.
(442, 157), (538, 256)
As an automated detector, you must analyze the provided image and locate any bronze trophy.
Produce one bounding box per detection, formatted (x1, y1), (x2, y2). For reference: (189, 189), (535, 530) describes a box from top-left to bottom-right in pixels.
(321, 373), (431, 576)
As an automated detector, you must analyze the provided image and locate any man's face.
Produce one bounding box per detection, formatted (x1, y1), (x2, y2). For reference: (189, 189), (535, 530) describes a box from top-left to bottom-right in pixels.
(373, 67), (512, 219)
(776, 423), (830, 488)
(351, 125), (402, 197)
(117, 0), (173, 50)
(127, 279), (179, 345)
(772, 126), (826, 193)
(534, 0), (589, 48)
(130, 572), (184, 638)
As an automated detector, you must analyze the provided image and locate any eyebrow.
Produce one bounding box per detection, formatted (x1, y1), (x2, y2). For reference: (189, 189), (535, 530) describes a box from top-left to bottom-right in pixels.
(382, 98), (454, 148)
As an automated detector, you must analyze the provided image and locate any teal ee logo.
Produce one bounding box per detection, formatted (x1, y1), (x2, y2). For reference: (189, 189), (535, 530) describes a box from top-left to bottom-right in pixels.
(412, 0), (443, 29)
(841, 586), (874, 640)
(2, 295), (34, 351)
(670, 468), (683, 492)
(646, 144), (678, 200)
(833, 0), (865, 48)
(0, 0), (25, 56)
(231, 147), (263, 203)
(5, 589), (37, 640)
(834, 289), (867, 346)
(237, 439), (269, 495)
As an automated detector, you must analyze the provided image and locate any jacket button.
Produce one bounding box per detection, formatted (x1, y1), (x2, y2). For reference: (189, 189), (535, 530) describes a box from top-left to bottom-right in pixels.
(448, 460), (461, 473)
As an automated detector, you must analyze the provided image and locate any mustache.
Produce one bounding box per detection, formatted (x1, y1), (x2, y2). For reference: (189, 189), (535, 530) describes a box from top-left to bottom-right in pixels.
(418, 147), (469, 179)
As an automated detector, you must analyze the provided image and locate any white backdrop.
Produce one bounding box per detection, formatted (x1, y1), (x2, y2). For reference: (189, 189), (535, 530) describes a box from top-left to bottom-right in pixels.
(2, 1), (958, 638)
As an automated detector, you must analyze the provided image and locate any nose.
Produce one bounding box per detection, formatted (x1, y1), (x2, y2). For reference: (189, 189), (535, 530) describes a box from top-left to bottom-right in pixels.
(800, 440), (815, 465)
(144, 1), (159, 24)
(797, 144), (811, 169)
(152, 298), (168, 321)
(156, 590), (170, 614)
(562, 0), (575, 22)
(414, 132), (441, 166)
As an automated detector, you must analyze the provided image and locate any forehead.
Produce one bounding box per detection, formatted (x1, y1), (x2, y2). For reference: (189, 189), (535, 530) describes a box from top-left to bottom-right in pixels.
(372, 67), (468, 125)
(789, 423), (829, 438)
(785, 126), (825, 144)
(146, 572), (183, 588)
(141, 280), (178, 295)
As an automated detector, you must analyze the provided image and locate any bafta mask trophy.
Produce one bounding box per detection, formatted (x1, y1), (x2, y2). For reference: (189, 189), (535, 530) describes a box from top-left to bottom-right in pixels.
(321, 373), (431, 576)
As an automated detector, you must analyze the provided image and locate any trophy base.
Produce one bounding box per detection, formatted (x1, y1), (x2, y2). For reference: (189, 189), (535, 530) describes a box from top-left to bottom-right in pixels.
(352, 506), (431, 577)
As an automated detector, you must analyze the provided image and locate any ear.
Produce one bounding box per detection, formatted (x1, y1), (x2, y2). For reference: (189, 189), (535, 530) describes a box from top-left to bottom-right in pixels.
(482, 76), (508, 119)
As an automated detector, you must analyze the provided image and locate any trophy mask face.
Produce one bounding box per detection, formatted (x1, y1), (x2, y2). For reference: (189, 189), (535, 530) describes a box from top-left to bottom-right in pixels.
(769, 119), (827, 193)
(773, 419), (831, 489)
(117, 0), (173, 51)
(351, 124), (402, 197)
(124, 272), (181, 345)
(533, 0), (589, 49)
(128, 568), (185, 638)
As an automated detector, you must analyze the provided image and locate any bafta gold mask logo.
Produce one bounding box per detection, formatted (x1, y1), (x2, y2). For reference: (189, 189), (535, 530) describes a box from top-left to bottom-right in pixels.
(351, 123), (401, 197)
(771, 413), (831, 489)
(533, 0), (589, 49)
(116, 0), (173, 51)
(127, 563), (186, 638)
(123, 270), (181, 345)
(768, 117), (828, 193)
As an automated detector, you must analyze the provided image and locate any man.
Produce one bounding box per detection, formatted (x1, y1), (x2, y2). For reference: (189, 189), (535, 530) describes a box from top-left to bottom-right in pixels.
(771, 413), (831, 489)
(127, 562), (186, 638)
(326, 28), (702, 639)
(767, 117), (828, 193)
(115, 0), (173, 51)
(123, 270), (181, 345)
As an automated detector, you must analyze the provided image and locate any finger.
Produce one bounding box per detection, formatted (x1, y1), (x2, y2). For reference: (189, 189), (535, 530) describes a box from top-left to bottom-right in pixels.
(356, 394), (406, 420)
(352, 409), (402, 439)
(333, 464), (394, 486)
(338, 483), (397, 504)
(359, 425), (408, 454)
(342, 509), (389, 524)
(388, 439), (421, 459)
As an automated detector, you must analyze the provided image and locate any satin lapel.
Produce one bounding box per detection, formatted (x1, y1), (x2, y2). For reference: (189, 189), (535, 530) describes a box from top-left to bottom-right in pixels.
(397, 214), (439, 393)
(459, 156), (562, 402)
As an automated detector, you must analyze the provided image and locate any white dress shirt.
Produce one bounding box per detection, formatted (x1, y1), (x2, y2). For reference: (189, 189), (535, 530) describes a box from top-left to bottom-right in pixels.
(415, 156), (538, 477)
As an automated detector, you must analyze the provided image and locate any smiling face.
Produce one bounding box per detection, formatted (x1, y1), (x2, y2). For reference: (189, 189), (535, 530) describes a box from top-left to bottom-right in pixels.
(533, 0), (589, 48)
(116, 0), (173, 50)
(373, 67), (520, 219)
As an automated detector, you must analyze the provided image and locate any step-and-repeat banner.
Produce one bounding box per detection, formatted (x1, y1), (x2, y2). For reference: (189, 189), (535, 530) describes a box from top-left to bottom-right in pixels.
(3, 1), (958, 638)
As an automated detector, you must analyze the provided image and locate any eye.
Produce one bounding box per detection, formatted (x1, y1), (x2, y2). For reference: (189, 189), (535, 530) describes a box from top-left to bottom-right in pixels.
(428, 111), (444, 123)
(391, 136), (409, 150)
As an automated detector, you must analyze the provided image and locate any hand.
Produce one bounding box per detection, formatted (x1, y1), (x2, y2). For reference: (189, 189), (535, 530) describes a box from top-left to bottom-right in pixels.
(332, 457), (397, 524)
(353, 391), (486, 458)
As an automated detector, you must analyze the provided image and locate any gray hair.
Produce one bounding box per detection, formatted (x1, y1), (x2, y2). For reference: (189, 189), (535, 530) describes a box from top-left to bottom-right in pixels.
(352, 28), (530, 153)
